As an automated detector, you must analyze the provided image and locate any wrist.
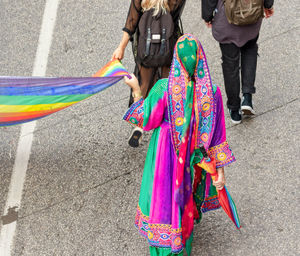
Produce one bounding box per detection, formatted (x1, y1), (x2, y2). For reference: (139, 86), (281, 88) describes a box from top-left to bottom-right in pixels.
(132, 89), (142, 97)
(118, 44), (126, 50)
(132, 89), (142, 101)
(132, 94), (142, 102)
(216, 167), (224, 174)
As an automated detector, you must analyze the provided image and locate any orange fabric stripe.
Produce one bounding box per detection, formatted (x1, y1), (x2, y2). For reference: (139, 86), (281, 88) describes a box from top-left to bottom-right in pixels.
(0, 106), (67, 122)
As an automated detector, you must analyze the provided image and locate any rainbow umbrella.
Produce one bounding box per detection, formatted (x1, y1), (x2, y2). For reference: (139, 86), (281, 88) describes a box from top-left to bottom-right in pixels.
(0, 59), (130, 127)
(197, 146), (241, 229)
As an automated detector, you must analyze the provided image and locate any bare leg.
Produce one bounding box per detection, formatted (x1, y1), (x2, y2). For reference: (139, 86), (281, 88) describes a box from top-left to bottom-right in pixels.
(161, 66), (170, 78)
(138, 65), (157, 98)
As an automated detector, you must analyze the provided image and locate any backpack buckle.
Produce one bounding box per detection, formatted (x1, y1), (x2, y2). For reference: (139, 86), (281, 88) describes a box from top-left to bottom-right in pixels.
(152, 34), (161, 40)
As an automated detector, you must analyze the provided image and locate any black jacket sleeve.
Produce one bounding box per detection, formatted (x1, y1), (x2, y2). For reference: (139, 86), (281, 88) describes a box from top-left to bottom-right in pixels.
(123, 0), (142, 37)
(201, 0), (218, 22)
(264, 0), (274, 9)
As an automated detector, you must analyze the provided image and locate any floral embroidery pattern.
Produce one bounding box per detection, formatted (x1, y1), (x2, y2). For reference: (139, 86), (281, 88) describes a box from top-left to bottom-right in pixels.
(123, 98), (144, 128)
(208, 141), (236, 167)
(135, 206), (184, 253)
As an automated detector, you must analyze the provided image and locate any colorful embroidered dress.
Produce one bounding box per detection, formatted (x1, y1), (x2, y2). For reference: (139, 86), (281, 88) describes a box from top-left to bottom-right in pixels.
(123, 34), (235, 255)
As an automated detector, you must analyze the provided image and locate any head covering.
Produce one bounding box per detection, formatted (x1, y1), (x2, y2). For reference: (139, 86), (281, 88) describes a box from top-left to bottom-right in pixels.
(177, 38), (197, 77)
(168, 34), (215, 153)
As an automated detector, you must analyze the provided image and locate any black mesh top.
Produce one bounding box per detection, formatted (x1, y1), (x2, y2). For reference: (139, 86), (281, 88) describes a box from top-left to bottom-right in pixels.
(123, 0), (186, 36)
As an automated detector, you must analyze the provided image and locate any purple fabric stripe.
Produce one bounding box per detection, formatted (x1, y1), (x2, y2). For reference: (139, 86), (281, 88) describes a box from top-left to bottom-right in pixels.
(209, 87), (226, 147)
(149, 123), (179, 226)
(205, 174), (211, 198)
(0, 77), (123, 96)
(0, 76), (123, 87)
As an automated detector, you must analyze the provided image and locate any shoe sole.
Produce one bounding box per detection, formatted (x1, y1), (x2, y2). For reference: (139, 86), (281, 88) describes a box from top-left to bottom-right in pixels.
(128, 130), (142, 148)
(241, 105), (255, 116)
(228, 109), (242, 124)
(231, 119), (242, 124)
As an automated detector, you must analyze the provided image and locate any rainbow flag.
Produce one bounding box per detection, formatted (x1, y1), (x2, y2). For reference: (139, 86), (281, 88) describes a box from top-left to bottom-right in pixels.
(0, 59), (130, 126)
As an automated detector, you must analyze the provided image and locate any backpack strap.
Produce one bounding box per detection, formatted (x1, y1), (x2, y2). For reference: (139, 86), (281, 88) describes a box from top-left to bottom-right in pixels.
(160, 28), (166, 55)
(145, 28), (151, 56)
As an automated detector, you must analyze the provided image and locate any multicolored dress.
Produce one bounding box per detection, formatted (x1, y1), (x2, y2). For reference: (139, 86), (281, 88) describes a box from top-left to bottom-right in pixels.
(123, 34), (235, 256)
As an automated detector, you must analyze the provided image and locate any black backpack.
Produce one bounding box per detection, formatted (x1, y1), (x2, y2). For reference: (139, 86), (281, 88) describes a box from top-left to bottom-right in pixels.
(136, 9), (176, 68)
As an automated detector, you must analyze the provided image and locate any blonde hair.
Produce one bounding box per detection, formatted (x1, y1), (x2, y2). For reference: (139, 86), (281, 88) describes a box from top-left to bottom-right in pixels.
(141, 0), (170, 16)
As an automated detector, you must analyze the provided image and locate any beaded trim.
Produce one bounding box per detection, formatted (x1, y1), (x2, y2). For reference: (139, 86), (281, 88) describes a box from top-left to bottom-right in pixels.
(135, 206), (184, 253)
(123, 98), (144, 128)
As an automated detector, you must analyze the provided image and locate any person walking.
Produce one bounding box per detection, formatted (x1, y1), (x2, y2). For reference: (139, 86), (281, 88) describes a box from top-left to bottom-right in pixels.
(123, 34), (236, 256)
(112, 0), (186, 147)
(202, 0), (274, 124)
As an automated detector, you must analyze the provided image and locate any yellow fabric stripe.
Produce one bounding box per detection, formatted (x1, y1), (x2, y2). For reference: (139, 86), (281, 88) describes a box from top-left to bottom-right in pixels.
(0, 101), (78, 113)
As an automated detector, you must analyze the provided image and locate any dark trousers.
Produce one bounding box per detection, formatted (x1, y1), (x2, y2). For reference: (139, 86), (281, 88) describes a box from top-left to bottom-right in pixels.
(220, 36), (258, 111)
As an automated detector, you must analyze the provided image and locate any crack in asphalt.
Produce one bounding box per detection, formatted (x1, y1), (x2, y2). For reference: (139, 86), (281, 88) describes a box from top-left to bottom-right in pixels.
(259, 26), (300, 44)
(227, 97), (299, 130)
(17, 170), (133, 221)
(32, 95), (129, 134)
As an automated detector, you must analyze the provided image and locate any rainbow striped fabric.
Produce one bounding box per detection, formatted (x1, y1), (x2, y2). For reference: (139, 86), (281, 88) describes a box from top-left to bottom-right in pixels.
(0, 59), (130, 126)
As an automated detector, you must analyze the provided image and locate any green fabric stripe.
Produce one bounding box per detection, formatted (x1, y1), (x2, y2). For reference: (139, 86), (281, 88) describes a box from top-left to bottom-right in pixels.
(212, 84), (217, 94)
(182, 80), (194, 137)
(143, 79), (168, 126)
(138, 126), (161, 216)
(185, 233), (193, 256)
(149, 246), (183, 256)
(0, 94), (90, 105)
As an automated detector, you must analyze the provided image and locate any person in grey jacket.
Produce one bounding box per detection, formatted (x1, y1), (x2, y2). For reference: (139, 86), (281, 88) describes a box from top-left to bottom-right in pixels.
(202, 0), (274, 124)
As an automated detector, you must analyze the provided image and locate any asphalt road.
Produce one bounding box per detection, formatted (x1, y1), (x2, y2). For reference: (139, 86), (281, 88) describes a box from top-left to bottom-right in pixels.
(0, 0), (299, 255)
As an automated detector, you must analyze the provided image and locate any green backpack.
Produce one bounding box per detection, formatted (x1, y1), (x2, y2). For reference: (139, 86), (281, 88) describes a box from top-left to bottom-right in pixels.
(224, 0), (264, 26)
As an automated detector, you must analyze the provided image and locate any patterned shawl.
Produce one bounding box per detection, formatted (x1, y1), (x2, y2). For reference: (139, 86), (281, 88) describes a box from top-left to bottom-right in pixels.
(167, 34), (216, 245)
(167, 34), (215, 153)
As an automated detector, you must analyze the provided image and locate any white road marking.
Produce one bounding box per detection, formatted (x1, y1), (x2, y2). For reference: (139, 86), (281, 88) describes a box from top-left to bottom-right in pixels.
(0, 0), (60, 255)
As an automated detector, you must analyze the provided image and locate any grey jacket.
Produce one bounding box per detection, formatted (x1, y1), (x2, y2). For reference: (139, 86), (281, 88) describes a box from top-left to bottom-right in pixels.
(202, 0), (274, 47)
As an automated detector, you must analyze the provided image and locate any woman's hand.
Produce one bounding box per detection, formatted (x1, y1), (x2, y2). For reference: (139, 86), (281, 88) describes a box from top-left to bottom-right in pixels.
(205, 21), (212, 28)
(112, 32), (130, 60)
(124, 73), (139, 89)
(124, 74), (142, 102)
(112, 46), (125, 60)
(264, 7), (274, 18)
(213, 167), (226, 190)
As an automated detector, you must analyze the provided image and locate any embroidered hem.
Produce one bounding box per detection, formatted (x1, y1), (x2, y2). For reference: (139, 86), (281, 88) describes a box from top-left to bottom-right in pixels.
(208, 141), (236, 168)
(123, 98), (144, 128)
(135, 206), (184, 253)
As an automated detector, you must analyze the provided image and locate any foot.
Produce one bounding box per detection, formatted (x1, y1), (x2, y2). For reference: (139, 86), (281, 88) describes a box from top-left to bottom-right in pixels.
(229, 109), (242, 124)
(241, 93), (255, 116)
(128, 127), (143, 148)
